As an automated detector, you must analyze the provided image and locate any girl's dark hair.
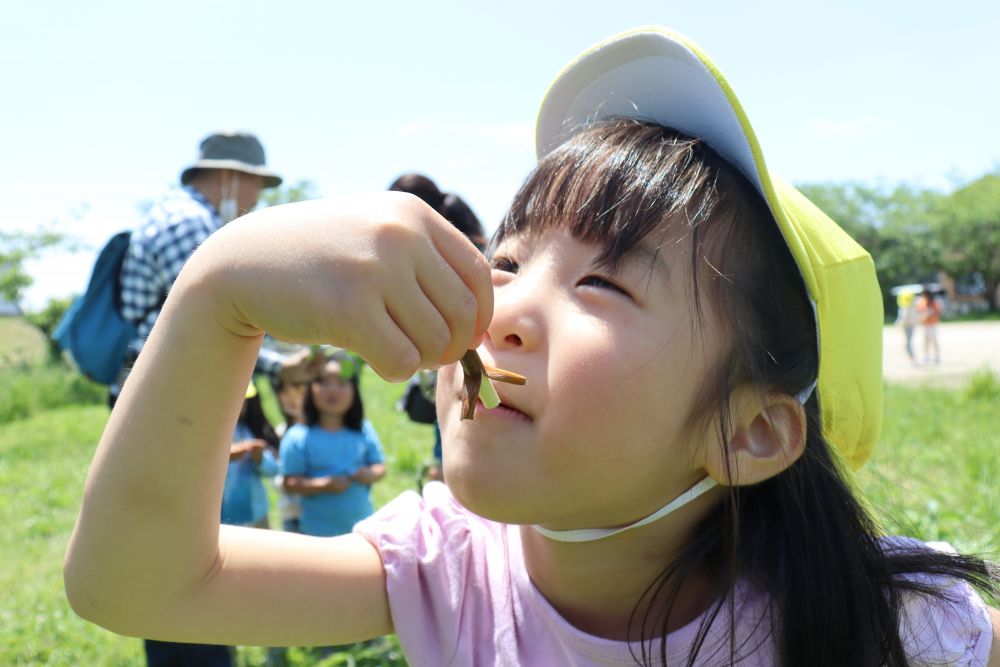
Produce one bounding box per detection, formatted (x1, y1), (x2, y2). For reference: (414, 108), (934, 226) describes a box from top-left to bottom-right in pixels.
(242, 392), (279, 450)
(500, 119), (998, 666)
(302, 353), (364, 431)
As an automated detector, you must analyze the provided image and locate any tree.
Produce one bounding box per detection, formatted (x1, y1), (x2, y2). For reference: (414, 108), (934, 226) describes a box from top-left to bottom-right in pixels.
(24, 296), (74, 363)
(796, 182), (942, 314)
(0, 229), (65, 304)
(258, 179), (319, 207)
(933, 174), (1000, 311)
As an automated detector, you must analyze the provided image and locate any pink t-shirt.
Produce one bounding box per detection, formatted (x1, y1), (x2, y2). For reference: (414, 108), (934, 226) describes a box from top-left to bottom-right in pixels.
(355, 483), (993, 666)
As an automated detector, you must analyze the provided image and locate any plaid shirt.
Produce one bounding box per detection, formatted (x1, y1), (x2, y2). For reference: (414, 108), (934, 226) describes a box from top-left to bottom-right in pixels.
(118, 185), (283, 378)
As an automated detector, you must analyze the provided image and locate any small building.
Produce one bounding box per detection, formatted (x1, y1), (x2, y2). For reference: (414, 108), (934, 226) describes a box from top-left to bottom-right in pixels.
(0, 298), (21, 317)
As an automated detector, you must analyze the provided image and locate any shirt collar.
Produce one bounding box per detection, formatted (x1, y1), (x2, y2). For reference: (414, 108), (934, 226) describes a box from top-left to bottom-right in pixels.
(182, 184), (222, 226)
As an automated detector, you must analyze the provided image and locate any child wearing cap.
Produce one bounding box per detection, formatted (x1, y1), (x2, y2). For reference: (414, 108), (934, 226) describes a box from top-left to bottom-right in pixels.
(66, 28), (997, 666)
(221, 382), (279, 529)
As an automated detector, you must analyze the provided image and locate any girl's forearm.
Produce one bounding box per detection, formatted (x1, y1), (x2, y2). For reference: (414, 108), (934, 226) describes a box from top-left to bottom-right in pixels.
(283, 475), (349, 496)
(64, 276), (261, 632)
(352, 464), (386, 486)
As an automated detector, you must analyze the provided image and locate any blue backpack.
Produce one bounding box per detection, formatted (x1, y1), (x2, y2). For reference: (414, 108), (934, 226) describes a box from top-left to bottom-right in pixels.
(53, 231), (139, 384)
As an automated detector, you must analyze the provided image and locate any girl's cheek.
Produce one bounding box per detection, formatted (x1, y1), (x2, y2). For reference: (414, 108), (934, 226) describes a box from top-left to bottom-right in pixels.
(435, 363), (461, 401)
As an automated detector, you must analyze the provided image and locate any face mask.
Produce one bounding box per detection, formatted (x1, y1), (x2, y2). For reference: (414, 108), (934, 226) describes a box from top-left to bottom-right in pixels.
(218, 172), (240, 223)
(531, 476), (718, 543)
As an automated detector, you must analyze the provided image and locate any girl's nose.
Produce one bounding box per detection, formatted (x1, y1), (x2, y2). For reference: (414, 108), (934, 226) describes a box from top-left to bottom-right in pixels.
(487, 280), (544, 352)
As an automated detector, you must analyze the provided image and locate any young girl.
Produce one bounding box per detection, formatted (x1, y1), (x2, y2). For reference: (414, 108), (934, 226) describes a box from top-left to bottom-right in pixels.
(270, 371), (308, 532)
(221, 382), (279, 528)
(279, 351), (386, 537)
(64, 28), (998, 666)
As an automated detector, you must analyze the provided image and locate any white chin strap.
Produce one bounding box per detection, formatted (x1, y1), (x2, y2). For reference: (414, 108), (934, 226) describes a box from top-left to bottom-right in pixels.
(531, 476), (719, 543)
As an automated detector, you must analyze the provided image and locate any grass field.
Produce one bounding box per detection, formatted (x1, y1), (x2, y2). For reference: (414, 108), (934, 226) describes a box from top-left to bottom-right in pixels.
(0, 316), (47, 366)
(1, 320), (997, 665)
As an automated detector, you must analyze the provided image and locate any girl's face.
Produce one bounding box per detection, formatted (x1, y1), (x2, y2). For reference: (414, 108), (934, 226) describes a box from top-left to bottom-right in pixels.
(438, 227), (726, 530)
(277, 383), (307, 421)
(310, 361), (355, 418)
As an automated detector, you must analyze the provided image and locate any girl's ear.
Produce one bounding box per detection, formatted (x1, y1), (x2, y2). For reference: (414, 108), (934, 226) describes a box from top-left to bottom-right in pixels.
(704, 388), (807, 487)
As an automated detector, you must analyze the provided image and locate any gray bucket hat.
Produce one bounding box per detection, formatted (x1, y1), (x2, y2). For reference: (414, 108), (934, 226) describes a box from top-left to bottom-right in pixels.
(180, 131), (282, 188)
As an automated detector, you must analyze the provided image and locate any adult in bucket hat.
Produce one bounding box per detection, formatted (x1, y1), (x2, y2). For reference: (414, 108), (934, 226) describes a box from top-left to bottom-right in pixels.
(180, 131), (283, 190)
(119, 130), (303, 665)
(114, 131), (313, 407)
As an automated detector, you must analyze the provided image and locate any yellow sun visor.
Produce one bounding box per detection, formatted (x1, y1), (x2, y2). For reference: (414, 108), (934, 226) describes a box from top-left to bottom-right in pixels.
(536, 27), (883, 468)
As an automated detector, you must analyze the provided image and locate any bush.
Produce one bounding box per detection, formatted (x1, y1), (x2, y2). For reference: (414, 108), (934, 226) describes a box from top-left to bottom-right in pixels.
(0, 362), (105, 424)
(24, 296), (75, 363)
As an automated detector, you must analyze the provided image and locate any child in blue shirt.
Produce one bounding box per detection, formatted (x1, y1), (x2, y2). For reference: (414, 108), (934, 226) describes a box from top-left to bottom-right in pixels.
(279, 352), (385, 537)
(221, 382), (279, 528)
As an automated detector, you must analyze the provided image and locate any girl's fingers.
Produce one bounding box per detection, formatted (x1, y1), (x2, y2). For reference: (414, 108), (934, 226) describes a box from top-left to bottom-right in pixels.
(412, 246), (481, 364)
(384, 278), (453, 371)
(350, 305), (421, 383)
(425, 217), (494, 341)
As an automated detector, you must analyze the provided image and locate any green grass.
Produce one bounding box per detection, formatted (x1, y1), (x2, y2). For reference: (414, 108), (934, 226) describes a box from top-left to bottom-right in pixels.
(0, 369), (426, 666)
(0, 318), (105, 425)
(0, 363), (105, 425)
(860, 380), (1000, 557)
(1, 369), (997, 665)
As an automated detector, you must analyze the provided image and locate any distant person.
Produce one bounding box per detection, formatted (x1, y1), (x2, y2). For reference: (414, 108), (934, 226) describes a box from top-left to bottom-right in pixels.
(439, 192), (487, 251)
(223, 382), (280, 529)
(271, 370), (309, 533)
(279, 351), (385, 537)
(917, 286), (943, 365)
(388, 172), (445, 211)
(388, 175), (487, 483)
(895, 289), (922, 364)
(114, 131), (317, 408)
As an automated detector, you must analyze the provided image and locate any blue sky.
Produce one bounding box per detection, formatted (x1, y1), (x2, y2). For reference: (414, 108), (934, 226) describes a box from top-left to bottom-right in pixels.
(4, 1), (999, 307)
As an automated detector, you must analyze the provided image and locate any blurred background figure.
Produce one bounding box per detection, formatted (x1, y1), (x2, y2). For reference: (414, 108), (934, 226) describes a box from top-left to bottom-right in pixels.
(388, 172), (446, 210)
(114, 131), (319, 408)
(895, 288), (922, 365)
(918, 285), (943, 365)
(279, 350), (385, 537)
(439, 192), (487, 251)
(271, 371), (308, 533)
(388, 174), (486, 484)
(223, 382), (279, 529)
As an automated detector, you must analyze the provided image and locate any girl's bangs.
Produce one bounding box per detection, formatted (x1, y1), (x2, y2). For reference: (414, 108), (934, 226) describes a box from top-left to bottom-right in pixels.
(497, 120), (721, 272)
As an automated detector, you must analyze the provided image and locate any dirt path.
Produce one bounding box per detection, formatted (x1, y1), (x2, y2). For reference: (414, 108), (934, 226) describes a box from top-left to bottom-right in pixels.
(882, 321), (1000, 386)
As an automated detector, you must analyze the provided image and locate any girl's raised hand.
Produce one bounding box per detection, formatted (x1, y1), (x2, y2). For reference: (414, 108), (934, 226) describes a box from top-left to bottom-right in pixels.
(64, 192), (491, 646)
(184, 192), (493, 380)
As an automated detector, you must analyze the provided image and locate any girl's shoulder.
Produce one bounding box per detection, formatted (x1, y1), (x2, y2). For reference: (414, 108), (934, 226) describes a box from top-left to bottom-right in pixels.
(280, 423), (310, 444)
(359, 419), (382, 443)
(355, 482), (491, 545)
(354, 482), (504, 585)
(882, 537), (994, 666)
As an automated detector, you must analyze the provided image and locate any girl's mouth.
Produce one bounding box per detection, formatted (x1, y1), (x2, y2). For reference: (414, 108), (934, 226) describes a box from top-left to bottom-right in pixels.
(459, 350), (526, 420)
(474, 398), (532, 422)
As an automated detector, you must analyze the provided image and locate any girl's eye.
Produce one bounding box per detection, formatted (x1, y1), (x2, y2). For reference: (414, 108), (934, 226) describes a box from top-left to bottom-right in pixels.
(491, 256), (518, 273)
(578, 275), (631, 297)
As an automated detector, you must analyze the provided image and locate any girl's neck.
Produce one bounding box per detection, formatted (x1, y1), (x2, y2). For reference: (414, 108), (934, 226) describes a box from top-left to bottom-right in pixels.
(317, 413), (345, 431)
(519, 487), (721, 642)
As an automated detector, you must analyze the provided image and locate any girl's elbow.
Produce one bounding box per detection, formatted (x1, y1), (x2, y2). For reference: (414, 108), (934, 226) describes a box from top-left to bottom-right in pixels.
(64, 563), (135, 635)
(63, 551), (163, 637)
